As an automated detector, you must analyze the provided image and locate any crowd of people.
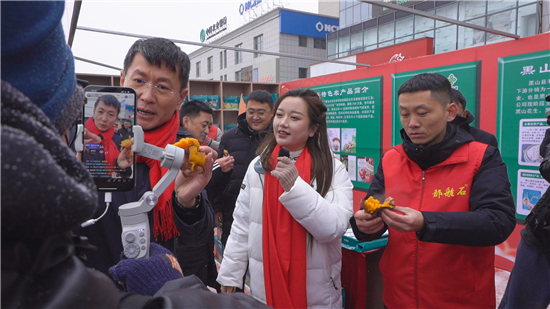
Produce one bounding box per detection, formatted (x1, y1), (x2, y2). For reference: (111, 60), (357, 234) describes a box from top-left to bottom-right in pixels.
(2, 1), (549, 309)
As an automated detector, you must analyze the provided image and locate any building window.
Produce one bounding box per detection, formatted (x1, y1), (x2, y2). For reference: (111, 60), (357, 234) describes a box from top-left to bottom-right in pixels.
(299, 68), (308, 79)
(235, 71), (242, 81)
(327, 39), (337, 58)
(207, 56), (213, 74)
(333, 0), (539, 59)
(254, 34), (263, 58)
(196, 61), (201, 78)
(224, 74), (227, 81)
(235, 43), (243, 64)
(220, 52), (223, 69)
(338, 35), (350, 58)
(223, 50), (227, 68)
(299, 36), (307, 47)
(314, 38), (326, 49)
(350, 32), (363, 54)
(220, 75), (223, 81)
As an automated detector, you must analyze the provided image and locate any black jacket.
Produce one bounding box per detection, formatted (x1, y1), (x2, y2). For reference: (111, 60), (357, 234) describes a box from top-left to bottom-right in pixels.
(81, 130), (217, 289)
(452, 113), (498, 147)
(351, 121), (516, 247)
(540, 129), (550, 158)
(211, 113), (271, 216)
(520, 147), (550, 258)
(118, 126), (133, 141)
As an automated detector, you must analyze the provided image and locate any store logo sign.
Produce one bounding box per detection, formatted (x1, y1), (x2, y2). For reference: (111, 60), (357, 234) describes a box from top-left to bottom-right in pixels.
(201, 17), (228, 43)
(200, 29), (206, 43)
(316, 21), (338, 33)
(239, 0), (262, 15)
(447, 73), (459, 90)
(389, 53), (405, 63)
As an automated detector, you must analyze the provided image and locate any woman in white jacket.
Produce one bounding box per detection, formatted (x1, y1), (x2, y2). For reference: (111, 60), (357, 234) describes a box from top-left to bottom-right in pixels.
(217, 88), (353, 308)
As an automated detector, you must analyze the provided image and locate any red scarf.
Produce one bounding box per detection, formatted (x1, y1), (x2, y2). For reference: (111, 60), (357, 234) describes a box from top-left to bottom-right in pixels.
(85, 117), (120, 166)
(137, 111), (180, 241)
(263, 145), (309, 309)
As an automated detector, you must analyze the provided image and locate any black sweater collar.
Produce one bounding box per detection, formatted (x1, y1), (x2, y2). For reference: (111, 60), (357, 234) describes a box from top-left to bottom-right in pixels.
(400, 122), (474, 170)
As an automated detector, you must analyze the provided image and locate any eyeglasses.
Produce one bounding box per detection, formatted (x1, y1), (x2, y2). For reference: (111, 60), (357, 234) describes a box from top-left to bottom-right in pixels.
(127, 78), (178, 97)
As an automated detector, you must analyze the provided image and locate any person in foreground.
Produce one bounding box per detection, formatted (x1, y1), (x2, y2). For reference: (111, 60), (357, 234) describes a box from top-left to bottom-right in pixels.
(1, 2), (271, 308)
(80, 36), (219, 291)
(217, 88), (354, 308)
(351, 73), (516, 309)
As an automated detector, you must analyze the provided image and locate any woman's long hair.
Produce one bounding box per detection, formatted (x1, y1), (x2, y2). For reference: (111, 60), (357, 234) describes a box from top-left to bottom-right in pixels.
(257, 88), (333, 197)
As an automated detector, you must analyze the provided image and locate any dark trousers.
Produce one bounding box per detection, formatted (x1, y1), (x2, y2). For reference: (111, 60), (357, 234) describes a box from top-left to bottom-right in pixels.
(499, 238), (550, 309)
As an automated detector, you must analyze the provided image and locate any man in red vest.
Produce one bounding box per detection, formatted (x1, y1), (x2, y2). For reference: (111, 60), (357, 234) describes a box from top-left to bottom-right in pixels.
(351, 73), (515, 309)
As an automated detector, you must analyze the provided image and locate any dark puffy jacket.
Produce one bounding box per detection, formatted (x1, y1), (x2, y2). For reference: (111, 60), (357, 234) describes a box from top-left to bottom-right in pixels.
(540, 129), (550, 158)
(521, 145), (550, 258)
(209, 113), (271, 245)
(452, 112), (498, 147)
(212, 113), (271, 216)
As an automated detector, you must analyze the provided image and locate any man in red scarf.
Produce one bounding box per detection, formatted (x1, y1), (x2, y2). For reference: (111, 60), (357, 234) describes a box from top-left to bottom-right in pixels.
(80, 38), (219, 290)
(84, 94), (133, 177)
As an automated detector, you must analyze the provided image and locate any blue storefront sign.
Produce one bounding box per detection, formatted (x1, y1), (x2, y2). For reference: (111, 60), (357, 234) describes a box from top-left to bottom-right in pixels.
(279, 10), (339, 39)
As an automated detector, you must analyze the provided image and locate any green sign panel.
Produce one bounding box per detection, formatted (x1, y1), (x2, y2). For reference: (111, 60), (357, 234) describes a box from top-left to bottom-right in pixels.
(311, 77), (382, 190)
(391, 61), (481, 146)
(496, 50), (550, 219)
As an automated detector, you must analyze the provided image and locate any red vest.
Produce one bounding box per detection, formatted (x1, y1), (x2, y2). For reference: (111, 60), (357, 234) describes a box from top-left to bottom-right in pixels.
(380, 142), (495, 309)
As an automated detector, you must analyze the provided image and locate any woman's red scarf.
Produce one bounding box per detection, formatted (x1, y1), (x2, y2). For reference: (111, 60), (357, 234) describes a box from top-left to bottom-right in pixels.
(85, 117), (120, 166)
(262, 144), (310, 308)
(137, 111), (180, 241)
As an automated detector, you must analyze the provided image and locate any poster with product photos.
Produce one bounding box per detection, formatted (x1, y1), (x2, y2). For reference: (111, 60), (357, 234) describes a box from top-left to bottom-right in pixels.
(312, 77), (382, 190)
(497, 49), (550, 219)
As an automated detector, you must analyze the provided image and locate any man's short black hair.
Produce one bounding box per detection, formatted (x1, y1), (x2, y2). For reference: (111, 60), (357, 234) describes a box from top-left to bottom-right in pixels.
(398, 73), (452, 109)
(95, 94), (120, 114)
(179, 100), (213, 126)
(451, 88), (466, 110)
(123, 38), (191, 92)
(124, 119), (132, 123)
(247, 90), (274, 109)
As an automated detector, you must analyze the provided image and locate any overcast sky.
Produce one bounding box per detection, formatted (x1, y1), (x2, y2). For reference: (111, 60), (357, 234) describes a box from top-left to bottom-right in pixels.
(62, 0), (320, 75)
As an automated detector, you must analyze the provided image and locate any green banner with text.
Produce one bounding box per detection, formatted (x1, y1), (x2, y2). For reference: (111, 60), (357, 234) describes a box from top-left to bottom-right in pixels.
(311, 77), (382, 190)
(497, 50), (550, 220)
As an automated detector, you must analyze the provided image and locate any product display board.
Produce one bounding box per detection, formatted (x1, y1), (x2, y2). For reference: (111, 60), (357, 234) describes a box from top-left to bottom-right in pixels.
(310, 77), (382, 190)
(391, 61), (481, 146)
(497, 50), (550, 219)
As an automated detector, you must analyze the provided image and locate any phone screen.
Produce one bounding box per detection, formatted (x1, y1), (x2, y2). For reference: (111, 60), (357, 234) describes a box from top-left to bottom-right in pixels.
(83, 86), (137, 191)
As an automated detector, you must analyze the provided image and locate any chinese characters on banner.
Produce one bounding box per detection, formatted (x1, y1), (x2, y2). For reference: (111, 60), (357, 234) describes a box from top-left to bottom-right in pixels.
(310, 77), (382, 190)
(497, 50), (550, 219)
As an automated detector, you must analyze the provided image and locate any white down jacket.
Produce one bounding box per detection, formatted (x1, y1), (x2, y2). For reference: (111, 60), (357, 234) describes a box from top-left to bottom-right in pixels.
(217, 156), (353, 308)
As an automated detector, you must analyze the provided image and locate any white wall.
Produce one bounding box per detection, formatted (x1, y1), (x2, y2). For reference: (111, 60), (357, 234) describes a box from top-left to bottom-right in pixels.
(319, 0), (339, 18)
(310, 54), (356, 77)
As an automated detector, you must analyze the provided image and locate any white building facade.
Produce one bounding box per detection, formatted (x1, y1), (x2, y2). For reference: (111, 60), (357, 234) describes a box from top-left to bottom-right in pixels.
(189, 8), (339, 83)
